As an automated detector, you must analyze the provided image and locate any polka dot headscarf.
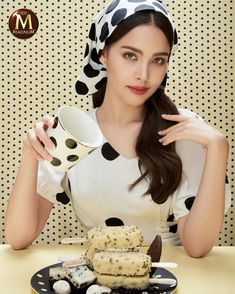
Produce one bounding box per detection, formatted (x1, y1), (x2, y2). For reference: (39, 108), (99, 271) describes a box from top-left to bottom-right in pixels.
(74, 0), (178, 96)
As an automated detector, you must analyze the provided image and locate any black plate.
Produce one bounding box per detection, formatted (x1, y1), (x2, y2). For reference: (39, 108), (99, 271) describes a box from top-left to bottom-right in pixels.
(31, 263), (177, 294)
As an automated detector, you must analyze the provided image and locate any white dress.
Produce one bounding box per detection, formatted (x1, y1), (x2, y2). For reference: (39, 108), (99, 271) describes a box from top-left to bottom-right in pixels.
(37, 108), (231, 246)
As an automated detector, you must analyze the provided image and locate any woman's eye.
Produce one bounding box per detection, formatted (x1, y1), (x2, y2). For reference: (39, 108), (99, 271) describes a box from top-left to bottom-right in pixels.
(153, 58), (166, 65)
(123, 52), (137, 60)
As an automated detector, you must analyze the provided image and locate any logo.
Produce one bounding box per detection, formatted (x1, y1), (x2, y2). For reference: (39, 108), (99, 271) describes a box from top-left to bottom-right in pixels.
(8, 8), (39, 39)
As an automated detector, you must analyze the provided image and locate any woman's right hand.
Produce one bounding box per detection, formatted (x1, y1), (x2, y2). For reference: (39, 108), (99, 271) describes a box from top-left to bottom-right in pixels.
(23, 116), (56, 162)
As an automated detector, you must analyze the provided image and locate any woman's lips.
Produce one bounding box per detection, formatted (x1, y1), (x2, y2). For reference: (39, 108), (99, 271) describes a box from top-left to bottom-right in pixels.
(128, 86), (149, 95)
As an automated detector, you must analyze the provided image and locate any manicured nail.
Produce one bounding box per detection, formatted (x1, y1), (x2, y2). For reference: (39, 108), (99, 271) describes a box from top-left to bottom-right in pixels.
(158, 131), (163, 135)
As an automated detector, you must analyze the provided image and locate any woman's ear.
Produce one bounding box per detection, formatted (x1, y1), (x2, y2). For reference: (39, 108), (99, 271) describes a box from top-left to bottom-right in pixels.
(99, 55), (106, 66)
(99, 48), (108, 66)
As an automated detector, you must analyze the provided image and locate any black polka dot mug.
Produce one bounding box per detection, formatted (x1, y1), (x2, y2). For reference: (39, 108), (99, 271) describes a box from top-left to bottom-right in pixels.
(46, 106), (103, 172)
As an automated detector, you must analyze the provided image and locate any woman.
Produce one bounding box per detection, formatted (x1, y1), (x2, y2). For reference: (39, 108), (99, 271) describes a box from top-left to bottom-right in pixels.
(5, 0), (231, 257)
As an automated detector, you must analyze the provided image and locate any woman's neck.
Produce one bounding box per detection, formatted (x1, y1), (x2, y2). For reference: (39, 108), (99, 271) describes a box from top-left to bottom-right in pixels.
(96, 93), (145, 128)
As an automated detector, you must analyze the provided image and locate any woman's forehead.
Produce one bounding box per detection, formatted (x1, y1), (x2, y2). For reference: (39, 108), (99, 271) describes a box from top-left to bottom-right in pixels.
(112, 24), (171, 52)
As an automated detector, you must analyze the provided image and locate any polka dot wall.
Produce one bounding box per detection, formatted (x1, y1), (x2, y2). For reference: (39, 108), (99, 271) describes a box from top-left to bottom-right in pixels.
(0, 0), (234, 245)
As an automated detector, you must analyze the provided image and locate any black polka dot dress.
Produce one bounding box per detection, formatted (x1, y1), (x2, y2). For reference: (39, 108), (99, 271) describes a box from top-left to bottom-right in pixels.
(37, 108), (231, 245)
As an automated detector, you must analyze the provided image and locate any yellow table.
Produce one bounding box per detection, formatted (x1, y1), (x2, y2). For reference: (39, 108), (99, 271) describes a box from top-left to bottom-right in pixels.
(0, 244), (234, 293)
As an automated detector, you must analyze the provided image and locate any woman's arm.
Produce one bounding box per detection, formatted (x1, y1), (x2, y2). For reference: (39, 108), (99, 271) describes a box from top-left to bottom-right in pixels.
(159, 114), (229, 257)
(5, 117), (55, 250)
(177, 137), (229, 257)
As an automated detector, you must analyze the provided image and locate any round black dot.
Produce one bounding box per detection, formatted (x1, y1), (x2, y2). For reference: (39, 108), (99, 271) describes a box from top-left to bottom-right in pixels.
(185, 197), (196, 211)
(99, 22), (109, 42)
(105, 217), (124, 226)
(65, 138), (77, 149)
(88, 23), (96, 41)
(83, 63), (100, 78)
(50, 136), (57, 148)
(111, 8), (127, 26)
(84, 44), (89, 58)
(75, 80), (89, 95)
(67, 155), (79, 162)
(152, 1), (168, 15)
(106, 0), (120, 14)
(56, 191), (70, 204)
(134, 5), (155, 13)
(50, 157), (61, 166)
(101, 142), (120, 161)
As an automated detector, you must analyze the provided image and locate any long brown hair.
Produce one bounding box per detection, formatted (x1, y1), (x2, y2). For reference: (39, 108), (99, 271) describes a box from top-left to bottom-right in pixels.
(92, 11), (182, 204)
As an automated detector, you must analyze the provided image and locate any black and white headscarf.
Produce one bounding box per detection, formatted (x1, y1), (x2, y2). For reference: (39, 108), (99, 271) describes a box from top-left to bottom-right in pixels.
(74, 0), (178, 96)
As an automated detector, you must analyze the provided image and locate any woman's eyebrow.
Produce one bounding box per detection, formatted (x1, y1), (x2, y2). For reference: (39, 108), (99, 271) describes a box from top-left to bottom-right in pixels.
(121, 45), (169, 57)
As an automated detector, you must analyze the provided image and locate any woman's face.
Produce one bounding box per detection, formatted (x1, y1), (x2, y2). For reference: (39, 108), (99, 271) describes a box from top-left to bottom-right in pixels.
(100, 24), (171, 107)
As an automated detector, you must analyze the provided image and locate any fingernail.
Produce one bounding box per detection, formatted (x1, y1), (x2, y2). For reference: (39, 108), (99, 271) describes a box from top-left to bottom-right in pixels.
(159, 138), (163, 143)
(162, 114), (167, 117)
(158, 131), (163, 135)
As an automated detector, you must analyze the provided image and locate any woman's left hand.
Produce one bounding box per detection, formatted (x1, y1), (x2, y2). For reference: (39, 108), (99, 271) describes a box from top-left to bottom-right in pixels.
(158, 114), (227, 148)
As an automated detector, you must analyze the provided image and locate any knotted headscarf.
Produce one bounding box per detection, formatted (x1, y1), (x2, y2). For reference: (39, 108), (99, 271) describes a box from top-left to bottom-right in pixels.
(74, 0), (178, 96)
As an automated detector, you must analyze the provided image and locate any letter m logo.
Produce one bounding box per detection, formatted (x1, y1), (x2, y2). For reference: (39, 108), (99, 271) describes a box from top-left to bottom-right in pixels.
(15, 13), (32, 30)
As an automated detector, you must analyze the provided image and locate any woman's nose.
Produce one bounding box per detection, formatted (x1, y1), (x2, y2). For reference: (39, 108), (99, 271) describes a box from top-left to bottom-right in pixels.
(135, 63), (149, 82)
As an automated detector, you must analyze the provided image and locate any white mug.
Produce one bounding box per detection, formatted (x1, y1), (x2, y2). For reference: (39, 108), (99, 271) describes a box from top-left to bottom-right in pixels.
(46, 106), (103, 172)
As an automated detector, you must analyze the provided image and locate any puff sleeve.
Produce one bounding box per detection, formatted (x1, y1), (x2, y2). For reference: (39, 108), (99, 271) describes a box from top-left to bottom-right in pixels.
(37, 161), (66, 203)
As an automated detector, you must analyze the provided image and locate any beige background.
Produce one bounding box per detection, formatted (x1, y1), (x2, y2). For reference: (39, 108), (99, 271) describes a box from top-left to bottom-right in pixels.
(1, 0), (234, 246)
